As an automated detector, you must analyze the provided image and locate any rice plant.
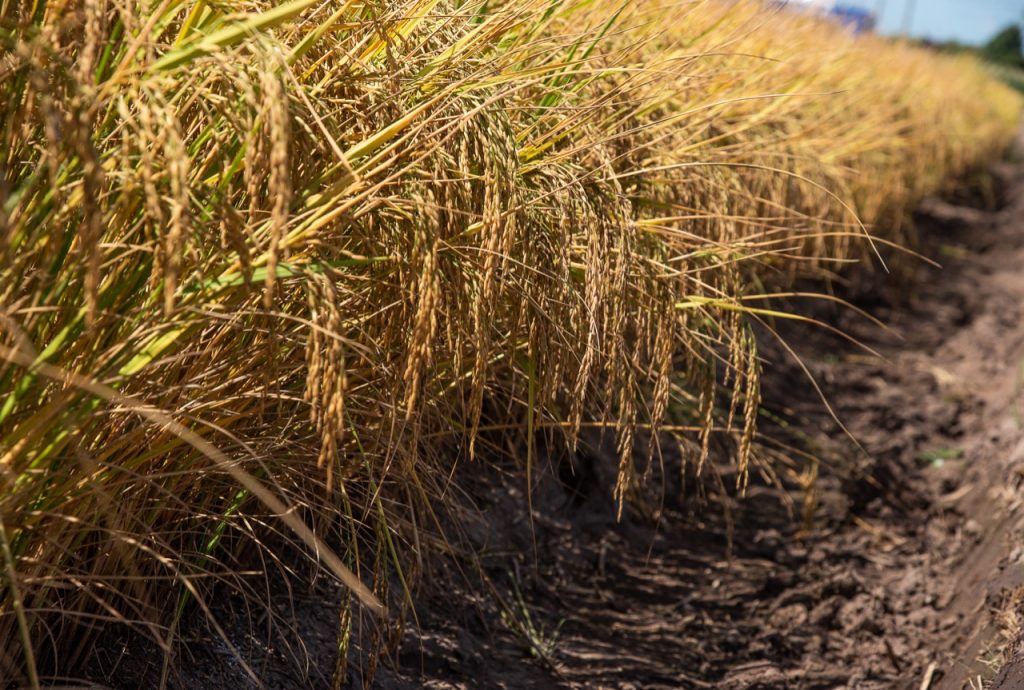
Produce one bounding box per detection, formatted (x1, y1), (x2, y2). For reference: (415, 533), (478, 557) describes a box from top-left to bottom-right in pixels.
(0, 0), (1019, 685)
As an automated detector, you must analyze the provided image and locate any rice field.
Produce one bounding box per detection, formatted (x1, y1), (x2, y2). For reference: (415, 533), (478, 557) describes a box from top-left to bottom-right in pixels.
(0, 0), (1020, 685)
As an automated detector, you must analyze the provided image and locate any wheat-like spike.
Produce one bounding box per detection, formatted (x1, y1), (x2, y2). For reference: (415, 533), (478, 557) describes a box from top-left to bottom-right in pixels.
(262, 61), (292, 310)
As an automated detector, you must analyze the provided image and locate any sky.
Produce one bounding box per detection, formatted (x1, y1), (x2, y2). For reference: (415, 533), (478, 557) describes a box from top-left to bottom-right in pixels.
(869, 0), (1024, 46)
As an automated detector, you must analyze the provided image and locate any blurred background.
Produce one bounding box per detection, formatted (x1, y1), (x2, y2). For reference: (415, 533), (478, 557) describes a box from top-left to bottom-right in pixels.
(786, 0), (1022, 43)
(785, 0), (1024, 88)
(876, 0), (1022, 46)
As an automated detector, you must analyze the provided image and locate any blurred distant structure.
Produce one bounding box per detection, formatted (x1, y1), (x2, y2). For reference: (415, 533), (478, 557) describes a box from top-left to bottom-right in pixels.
(831, 5), (876, 33)
(781, 0), (878, 34)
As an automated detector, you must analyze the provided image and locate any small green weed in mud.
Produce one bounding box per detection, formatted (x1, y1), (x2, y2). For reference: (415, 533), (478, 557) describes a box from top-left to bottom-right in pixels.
(500, 571), (565, 664)
(916, 447), (965, 468)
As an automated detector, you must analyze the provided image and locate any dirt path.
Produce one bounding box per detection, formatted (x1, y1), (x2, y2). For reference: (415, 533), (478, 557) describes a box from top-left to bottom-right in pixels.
(87, 143), (1024, 690)
(369, 144), (1024, 690)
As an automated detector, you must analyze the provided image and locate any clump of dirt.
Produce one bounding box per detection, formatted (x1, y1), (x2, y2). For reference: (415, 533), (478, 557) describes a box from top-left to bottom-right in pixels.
(84, 145), (1024, 689)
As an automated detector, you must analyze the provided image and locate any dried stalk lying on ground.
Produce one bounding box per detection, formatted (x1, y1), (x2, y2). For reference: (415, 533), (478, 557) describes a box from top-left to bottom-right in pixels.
(0, 0), (1020, 684)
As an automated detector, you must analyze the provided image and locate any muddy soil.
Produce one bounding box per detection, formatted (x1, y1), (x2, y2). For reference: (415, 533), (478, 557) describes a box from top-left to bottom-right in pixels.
(84, 143), (1024, 690)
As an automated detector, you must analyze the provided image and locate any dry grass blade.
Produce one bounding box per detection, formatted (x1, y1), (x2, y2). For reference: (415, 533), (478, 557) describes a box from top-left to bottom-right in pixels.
(0, 344), (384, 616)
